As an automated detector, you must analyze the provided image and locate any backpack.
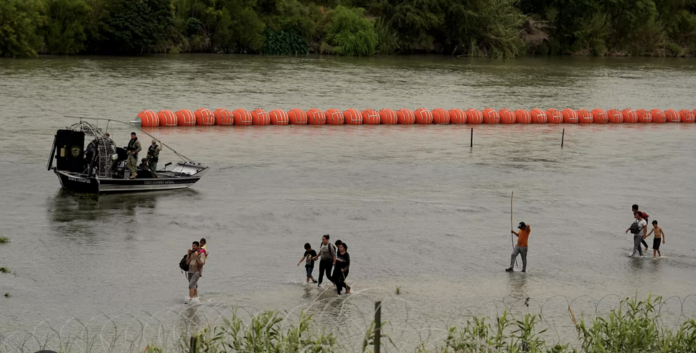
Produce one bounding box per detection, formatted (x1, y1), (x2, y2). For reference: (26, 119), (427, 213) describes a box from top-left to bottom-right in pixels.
(630, 221), (642, 234)
(179, 254), (189, 272)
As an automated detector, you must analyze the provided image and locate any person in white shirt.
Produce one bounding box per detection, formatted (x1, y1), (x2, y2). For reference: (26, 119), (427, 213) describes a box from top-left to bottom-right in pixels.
(626, 212), (647, 257)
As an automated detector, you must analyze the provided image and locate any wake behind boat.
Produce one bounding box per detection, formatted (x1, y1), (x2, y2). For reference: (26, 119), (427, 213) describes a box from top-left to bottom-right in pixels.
(48, 119), (209, 193)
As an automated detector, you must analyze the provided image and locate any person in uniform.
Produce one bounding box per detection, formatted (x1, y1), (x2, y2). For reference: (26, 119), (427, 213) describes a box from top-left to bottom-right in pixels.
(147, 139), (162, 177)
(126, 132), (141, 179)
(138, 158), (150, 170)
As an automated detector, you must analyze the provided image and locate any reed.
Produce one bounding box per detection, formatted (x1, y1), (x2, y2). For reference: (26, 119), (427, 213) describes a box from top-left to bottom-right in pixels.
(0, 236), (9, 243)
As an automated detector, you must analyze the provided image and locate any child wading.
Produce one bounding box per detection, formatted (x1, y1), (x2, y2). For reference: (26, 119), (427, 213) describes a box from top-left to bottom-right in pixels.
(297, 243), (318, 284)
(333, 243), (350, 295)
(506, 222), (530, 273)
(645, 220), (666, 258)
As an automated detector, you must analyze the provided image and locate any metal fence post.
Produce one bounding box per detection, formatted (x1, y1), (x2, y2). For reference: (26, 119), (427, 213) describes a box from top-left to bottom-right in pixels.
(190, 335), (198, 353)
(375, 301), (382, 353)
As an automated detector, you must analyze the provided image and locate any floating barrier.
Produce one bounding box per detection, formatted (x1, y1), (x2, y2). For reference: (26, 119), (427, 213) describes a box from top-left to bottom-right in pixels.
(136, 108), (696, 127)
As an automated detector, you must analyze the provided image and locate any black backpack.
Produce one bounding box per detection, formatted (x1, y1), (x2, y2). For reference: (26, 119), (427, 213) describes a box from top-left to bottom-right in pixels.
(179, 254), (189, 272)
(630, 221), (642, 234)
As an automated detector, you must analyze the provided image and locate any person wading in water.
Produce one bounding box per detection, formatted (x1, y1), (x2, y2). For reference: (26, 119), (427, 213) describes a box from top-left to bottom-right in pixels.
(333, 243), (351, 295)
(315, 234), (336, 287)
(506, 222), (530, 273)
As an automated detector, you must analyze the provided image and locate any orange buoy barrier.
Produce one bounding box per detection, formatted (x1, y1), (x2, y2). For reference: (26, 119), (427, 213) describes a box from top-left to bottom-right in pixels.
(499, 108), (515, 124)
(414, 107), (433, 124)
(546, 109), (563, 124)
(362, 109), (380, 125)
(664, 109), (680, 123)
(649, 109), (665, 124)
(306, 108), (326, 125)
(251, 109), (270, 125)
(514, 109), (531, 124)
(591, 109), (608, 124)
(176, 109), (196, 126)
(561, 109), (578, 124)
(195, 108), (215, 126)
(679, 109), (695, 123)
(325, 109), (344, 125)
(606, 109), (623, 124)
(576, 109), (592, 123)
(482, 108), (500, 124)
(449, 108), (466, 124)
(432, 108), (450, 124)
(622, 109), (638, 123)
(137, 110), (159, 127)
(270, 109), (289, 125)
(529, 108), (547, 124)
(465, 108), (483, 124)
(397, 108), (415, 124)
(344, 108), (363, 125)
(157, 110), (177, 127)
(214, 108), (234, 126)
(288, 108), (308, 125)
(635, 109), (652, 124)
(379, 108), (398, 125)
(233, 108), (252, 126)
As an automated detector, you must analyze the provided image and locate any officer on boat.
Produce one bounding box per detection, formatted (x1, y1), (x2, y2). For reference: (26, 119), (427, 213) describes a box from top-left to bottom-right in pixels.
(147, 139), (162, 177)
(126, 132), (142, 179)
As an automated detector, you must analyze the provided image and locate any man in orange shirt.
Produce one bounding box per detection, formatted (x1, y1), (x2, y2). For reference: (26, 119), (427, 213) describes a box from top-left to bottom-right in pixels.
(506, 222), (530, 273)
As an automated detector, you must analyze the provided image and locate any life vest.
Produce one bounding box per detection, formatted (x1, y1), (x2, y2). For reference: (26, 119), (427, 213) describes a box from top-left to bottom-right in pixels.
(147, 144), (159, 161)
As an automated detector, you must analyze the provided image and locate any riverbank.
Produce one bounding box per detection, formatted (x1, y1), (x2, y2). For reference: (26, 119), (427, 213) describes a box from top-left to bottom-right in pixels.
(3, 0), (696, 58)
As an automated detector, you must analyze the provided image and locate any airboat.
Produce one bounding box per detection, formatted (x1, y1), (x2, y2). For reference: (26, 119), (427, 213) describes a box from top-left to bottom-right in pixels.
(47, 119), (209, 193)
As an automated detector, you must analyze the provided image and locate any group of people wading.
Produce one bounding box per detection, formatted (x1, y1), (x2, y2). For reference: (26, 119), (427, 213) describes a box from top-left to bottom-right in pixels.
(626, 204), (667, 258)
(298, 234), (351, 295)
(126, 132), (162, 179)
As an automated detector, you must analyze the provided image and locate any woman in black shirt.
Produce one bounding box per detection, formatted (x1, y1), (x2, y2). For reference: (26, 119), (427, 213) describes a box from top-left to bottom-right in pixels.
(333, 243), (351, 295)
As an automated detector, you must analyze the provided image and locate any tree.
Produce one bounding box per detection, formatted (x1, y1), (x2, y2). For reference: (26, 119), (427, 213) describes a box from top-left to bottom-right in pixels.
(95, 0), (173, 54)
(43, 0), (92, 54)
(325, 6), (377, 55)
(0, 0), (45, 57)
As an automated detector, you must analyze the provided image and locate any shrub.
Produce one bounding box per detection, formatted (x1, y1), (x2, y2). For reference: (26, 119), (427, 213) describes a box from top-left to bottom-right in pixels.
(43, 0), (92, 54)
(0, 0), (45, 57)
(325, 6), (377, 56)
(263, 29), (308, 55)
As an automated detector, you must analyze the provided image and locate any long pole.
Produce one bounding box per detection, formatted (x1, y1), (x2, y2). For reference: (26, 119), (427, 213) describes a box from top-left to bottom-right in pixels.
(470, 128), (473, 147)
(374, 301), (382, 353)
(511, 191), (517, 268)
(561, 129), (565, 148)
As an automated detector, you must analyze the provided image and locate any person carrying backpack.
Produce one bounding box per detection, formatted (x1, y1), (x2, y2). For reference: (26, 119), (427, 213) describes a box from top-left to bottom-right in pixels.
(632, 204), (650, 251)
(626, 212), (647, 257)
(315, 234), (336, 287)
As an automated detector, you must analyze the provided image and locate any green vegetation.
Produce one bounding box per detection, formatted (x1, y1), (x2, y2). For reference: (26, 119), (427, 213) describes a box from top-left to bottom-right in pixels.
(0, 267), (8, 273)
(0, 236), (9, 243)
(1, 0), (696, 57)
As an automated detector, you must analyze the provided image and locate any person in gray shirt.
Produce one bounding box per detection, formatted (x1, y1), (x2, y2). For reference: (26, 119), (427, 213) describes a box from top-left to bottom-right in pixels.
(314, 234), (336, 287)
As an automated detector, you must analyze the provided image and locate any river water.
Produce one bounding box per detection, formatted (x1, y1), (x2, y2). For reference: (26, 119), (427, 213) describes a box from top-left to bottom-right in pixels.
(1, 55), (696, 351)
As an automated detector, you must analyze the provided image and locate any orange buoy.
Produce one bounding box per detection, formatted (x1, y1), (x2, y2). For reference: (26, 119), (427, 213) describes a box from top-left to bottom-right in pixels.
(514, 109), (531, 124)
(465, 108), (483, 124)
(344, 108), (363, 125)
(606, 109), (623, 124)
(269, 109), (289, 125)
(251, 109), (270, 125)
(157, 110), (177, 127)
(379, 108), (398, 125)
(482, 108), (500, 124)
(431, 108), (450, 124)
(591, 109), (608, 124)
(649, 109), (665, 123)
(664, 109), (680, 123)
(561, 108), (578, 124)
(635, 109), (652, 124)
(576, 109), (592, 124)
(397, 108), (415, 124)
(621, 109), (638, 123)
(288, 108), (308, 125)
(545, 108), (563, 124)
(233, 108), (252, 126)
(414, 107), (433, 124)
(306, 108), (326, 125)
(529, 109), (546, 123)
(325, 109), (344, 125)
(678, 109), (695, 123)
(499, 108), (515, 124)
(449, 109), (466, 124)
(213, 108), (234, 126)
(195, 108), (215, 126)
(362, 109), (380, 125)
(137, 110), (159, 127)
(176, 109), (196, 126)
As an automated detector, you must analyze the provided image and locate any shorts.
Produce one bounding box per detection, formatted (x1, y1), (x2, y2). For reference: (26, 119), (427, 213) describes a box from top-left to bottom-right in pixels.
(305, 266), (314, 278)
(188, 272), (200, 289)
(653, 238), (661, 250)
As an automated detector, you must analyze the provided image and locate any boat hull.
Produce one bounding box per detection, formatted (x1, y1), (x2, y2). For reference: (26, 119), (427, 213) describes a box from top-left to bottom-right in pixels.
(55, 170), (201, 194)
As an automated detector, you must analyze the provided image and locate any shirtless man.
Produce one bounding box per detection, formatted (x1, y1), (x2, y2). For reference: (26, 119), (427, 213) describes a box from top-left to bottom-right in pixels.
(645, 220), (666, 258)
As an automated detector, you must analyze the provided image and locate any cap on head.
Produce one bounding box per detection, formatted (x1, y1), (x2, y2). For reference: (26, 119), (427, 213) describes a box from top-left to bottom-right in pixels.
(131, 132), (137, 136)
(141, 158), (147, 162)
(152, 139), (157, 144)
(518, 222), (526, 229)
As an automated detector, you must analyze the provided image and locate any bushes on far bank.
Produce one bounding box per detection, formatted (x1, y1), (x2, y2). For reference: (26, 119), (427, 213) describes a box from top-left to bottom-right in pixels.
(1, 0), (696, 57)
